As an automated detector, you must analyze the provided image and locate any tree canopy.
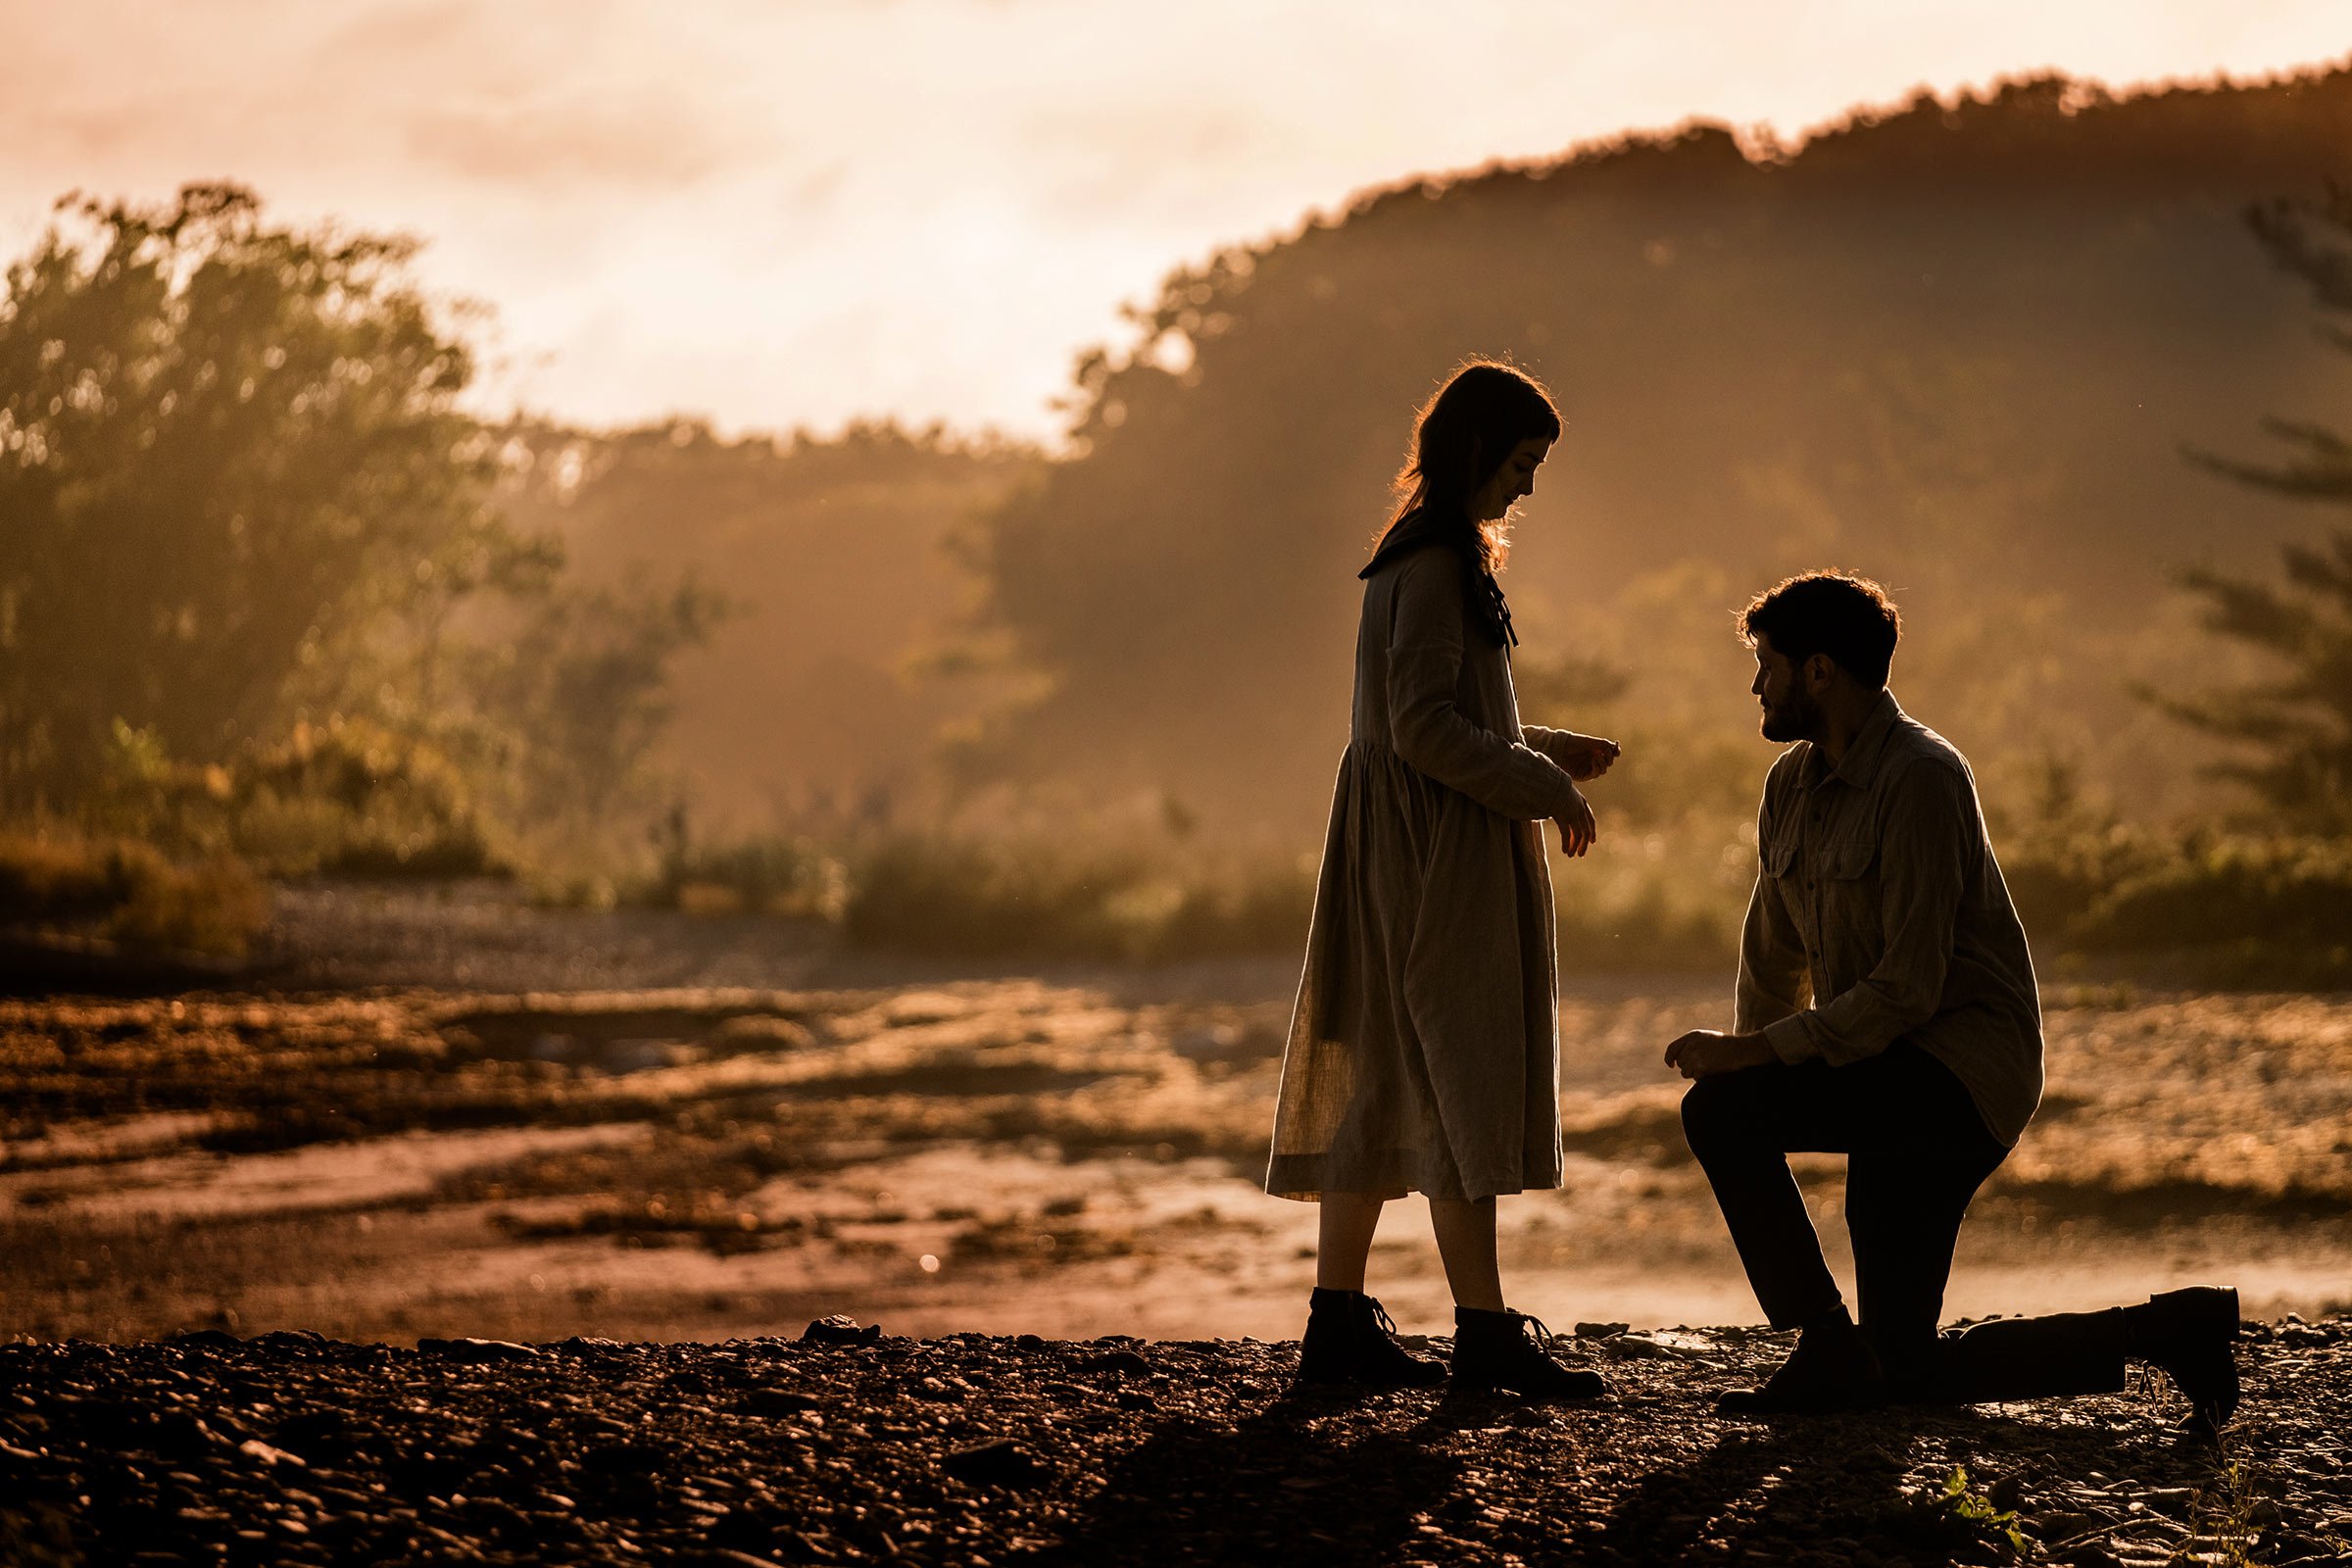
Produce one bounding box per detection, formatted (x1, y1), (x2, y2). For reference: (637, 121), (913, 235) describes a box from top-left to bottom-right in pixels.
(0, 184), (516, 808)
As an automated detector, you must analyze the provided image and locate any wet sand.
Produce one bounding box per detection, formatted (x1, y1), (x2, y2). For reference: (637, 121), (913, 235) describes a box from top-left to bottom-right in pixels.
(4, 906), (2348, 1348)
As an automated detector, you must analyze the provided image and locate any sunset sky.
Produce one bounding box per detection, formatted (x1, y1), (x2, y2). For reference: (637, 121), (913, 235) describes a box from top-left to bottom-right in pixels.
(6, 1), (2347, 438)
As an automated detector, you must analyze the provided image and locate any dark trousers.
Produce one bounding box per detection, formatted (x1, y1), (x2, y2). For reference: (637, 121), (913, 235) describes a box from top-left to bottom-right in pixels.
(1681, 1042), (2126, 1402)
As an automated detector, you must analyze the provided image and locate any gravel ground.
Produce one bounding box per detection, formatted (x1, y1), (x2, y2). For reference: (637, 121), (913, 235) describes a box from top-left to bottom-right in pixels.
(2, 1316), (2346, 1567)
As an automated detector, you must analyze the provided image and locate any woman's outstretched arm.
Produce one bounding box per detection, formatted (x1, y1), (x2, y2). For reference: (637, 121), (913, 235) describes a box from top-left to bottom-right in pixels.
(1386, 549), (1584, 822)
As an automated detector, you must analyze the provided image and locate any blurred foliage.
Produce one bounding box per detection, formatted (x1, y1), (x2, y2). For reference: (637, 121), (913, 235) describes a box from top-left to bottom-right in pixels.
(2165, 183), (2352, 835)
(0, 186), (731, 915)
(83, 715), (501, 880)
(0, 184), (513, 807)
(0, 826), (267, 956)
(840, 831), (1318, 964)
(639, 811), (847, 920)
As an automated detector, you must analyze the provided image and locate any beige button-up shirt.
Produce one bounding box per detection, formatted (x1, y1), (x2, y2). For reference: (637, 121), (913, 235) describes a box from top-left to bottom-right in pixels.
(1735, 690), (2044, 1147)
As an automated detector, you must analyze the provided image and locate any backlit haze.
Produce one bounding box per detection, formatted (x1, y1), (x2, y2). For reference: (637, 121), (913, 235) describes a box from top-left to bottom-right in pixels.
(6, 0), (2347, 438)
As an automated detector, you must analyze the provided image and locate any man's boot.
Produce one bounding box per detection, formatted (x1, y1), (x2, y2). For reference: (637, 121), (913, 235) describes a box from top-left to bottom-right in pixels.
(1718, 1306), (1886, 1415)
(2123, 1286), (2240, 1427)
(1297, 1288), (1446, 1388)
(1450, 1307), (1609, 1399)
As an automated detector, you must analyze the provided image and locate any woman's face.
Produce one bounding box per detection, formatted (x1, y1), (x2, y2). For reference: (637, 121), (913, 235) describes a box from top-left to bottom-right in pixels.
(1469, 437), (1551, 522)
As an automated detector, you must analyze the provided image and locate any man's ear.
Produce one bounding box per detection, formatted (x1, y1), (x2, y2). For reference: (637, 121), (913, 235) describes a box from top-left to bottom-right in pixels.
(1801, 652), (1838, 693)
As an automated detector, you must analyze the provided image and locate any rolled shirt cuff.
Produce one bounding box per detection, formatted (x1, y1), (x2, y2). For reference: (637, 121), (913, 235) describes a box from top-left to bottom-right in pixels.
(1762, 1013), (1820, 1065)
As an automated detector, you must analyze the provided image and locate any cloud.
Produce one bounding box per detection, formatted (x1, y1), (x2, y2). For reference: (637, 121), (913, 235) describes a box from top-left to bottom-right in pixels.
(403, 91), (745, 191)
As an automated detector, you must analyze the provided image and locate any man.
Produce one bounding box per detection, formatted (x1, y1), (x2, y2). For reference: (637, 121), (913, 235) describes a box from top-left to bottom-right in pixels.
(1662, 571), (2240, 1422)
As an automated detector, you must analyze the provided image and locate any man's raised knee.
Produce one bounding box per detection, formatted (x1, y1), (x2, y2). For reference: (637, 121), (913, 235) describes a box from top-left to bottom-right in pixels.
(1680, 1076), (1742, 1157)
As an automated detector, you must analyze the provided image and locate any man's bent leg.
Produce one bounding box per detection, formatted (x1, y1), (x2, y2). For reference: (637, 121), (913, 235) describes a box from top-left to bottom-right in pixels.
(1681, 1064), (1843, 1329)
(1844, 1048), (2008, 1396)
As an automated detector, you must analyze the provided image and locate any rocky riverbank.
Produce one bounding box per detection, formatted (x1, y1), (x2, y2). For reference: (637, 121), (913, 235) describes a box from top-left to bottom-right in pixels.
(3, 1314), (2346, 1566)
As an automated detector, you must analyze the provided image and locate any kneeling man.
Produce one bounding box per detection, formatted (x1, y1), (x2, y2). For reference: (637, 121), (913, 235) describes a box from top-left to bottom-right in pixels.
(1665, 571), (2239, 1422)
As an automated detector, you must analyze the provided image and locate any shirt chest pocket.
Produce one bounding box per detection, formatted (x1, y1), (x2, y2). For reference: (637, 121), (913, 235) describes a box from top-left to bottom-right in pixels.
(1815, 833), (1882, 947)
(1824, 836), (1877, 881)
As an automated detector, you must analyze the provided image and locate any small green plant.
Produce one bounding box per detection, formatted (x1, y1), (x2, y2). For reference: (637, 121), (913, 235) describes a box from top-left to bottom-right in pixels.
(1930, 1465), (2029, 1559)
(2182, 1459), (2278, 1568)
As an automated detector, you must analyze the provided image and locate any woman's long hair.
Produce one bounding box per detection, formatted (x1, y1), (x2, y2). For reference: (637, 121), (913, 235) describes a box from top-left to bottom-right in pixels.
(1376, 359), (1561, 575)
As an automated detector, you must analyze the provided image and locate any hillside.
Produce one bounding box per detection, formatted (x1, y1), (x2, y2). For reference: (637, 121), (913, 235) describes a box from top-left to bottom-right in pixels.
(955, 67), (2352, 833)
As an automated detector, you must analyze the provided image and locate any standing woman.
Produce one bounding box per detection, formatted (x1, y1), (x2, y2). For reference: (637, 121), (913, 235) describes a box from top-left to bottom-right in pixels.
(1266, 360), (1619, 1396)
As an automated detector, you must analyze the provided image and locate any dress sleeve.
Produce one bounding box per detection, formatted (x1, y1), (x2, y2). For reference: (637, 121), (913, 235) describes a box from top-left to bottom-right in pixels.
(1385, 550), (1582, 821)
(1520, 726), (1576, 769)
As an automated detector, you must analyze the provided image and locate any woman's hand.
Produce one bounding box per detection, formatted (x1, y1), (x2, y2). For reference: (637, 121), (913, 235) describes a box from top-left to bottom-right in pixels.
(1553, 783), (1597, 858)
(1554, 733), (1622, 781)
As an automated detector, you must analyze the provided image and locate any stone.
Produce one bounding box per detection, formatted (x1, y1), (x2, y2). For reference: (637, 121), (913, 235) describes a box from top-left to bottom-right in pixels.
(738, 1389), (823, 1415)
(942, 1440), (1053, 1490)
(416, 1337), (540, 1363)
(802, 1315), (883, 1346)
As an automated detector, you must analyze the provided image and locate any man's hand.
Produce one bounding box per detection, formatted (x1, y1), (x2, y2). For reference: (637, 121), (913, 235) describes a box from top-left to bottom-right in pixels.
(1553, 732), (1622, 781)
(1662, 1029), (1778, 1079)
(1553, 783), (1597, 858)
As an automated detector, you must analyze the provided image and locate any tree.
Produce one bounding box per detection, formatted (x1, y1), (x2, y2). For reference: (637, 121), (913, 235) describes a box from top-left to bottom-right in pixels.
(475, 576), (733, 843)
(0, 184), (525, 809)
(2167, 184), (2352, 834)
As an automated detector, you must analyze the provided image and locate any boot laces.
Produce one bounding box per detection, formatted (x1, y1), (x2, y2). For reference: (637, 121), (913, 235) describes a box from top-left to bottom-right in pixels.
(1512, 1310), (1557, 1348)
(1365, 1297), (1401, 1337)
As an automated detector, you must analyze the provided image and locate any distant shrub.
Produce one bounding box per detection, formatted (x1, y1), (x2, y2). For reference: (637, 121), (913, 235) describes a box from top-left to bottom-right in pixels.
(840, 833), (1315, 963)
(638, 834), (847, 920)
(0, 829), (269, 956)
(230, 719), (505, 879)
(84, 717), (507, 882)
(2073, 835), (2352, 986)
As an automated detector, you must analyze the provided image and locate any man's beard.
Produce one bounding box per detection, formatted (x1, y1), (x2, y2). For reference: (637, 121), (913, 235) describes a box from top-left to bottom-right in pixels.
(1760, 687), (1821, 744)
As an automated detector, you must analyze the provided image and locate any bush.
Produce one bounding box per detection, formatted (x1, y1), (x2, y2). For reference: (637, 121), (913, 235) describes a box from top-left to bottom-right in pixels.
(639, 833), (846, 919)
(2074, 834), (2352, 985)
(2000, 824), (2352, 986)
(0, 829), (270, 956)
(841, 832), (1315, 963)
(84, 717), (506, 882)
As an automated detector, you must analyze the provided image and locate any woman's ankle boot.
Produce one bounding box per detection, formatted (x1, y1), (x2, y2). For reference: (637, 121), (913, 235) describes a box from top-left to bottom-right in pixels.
(1450, 1307), (1608, 1399)
(1298, 1288), (1446, 1387)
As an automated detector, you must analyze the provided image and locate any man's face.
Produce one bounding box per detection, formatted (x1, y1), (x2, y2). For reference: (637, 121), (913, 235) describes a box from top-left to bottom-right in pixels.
(1750, 633), (1821, 744)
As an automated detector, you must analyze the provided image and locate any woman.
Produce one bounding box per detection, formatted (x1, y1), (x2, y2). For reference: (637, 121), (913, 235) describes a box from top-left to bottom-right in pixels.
(1265, 360), (1618, 1396)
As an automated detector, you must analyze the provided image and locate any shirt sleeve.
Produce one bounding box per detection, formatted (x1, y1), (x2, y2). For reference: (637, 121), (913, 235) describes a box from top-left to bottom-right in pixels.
(1763, 760), (1975, 1067)
(1385, 550), (1582, 822)
(1735, 794), (1811, 1034)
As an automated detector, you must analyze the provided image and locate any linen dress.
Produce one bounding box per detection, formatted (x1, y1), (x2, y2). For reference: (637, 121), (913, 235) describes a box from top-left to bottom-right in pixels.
(1264, 533), (1588, 1202)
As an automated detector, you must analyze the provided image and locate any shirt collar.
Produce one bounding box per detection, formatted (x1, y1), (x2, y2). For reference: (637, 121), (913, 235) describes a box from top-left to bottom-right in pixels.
(1801, 689), (1904, 791)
